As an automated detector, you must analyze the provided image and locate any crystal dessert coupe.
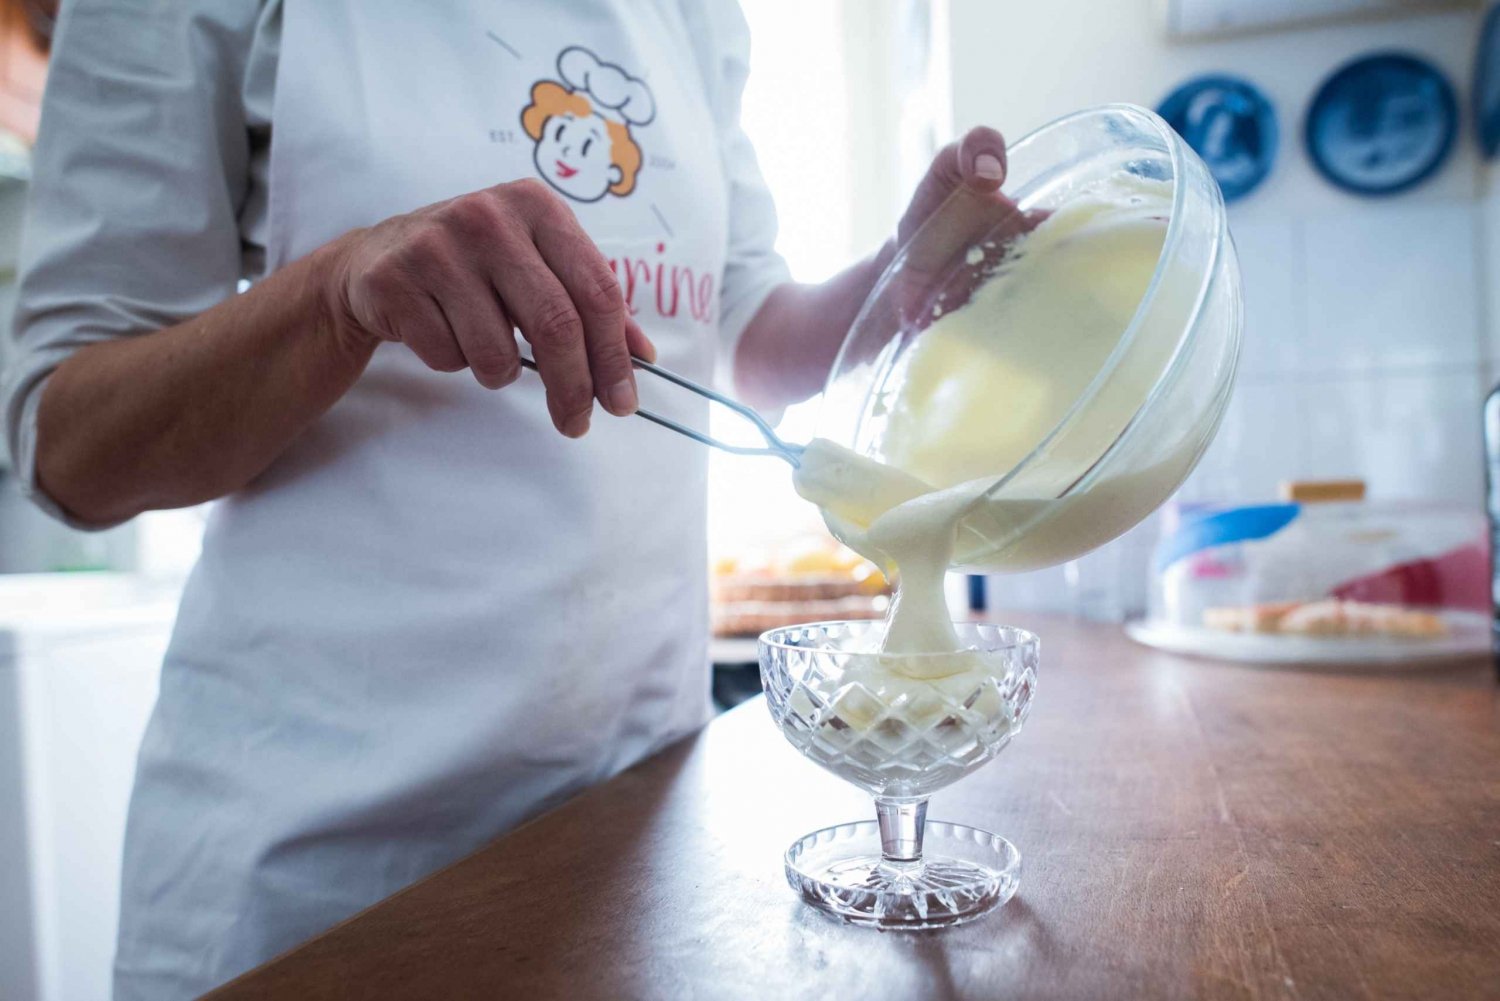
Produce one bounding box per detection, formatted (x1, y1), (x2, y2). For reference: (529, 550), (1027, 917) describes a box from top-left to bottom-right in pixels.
(759, 621), (1038, 929)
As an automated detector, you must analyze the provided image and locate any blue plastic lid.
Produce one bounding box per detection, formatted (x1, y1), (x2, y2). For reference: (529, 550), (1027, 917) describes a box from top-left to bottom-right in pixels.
(1154, 503), (1301, 573)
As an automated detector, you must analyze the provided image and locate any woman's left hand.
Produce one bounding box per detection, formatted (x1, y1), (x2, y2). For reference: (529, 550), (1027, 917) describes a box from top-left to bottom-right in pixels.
(893, 126), (1011, 251)
(733, 126), (1025, 413)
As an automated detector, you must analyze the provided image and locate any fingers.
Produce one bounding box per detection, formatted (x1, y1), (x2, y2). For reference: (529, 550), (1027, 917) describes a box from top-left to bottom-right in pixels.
(892, 127), (1032, 323)
(398, 196), (526, 390)
(395, 294), (467, 373)
(625, 318), (656, 363)
(339, 180), (655, 439)
(896, 127), (1009, 248)
(345, 247), (469, 370)
(473, 187), (595, 436)
(352, 212), (524, 391)
(492, 249), (595, 437)
(530, 206), (639, 418)
(897, 139), (961, 249)
(444, 281), (521, 390)
(958, 126), (1007, 192)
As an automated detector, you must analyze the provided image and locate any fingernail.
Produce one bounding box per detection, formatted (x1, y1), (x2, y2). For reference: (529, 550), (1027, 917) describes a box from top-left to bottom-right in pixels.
(974, 153), (1004, 180)
(604, 379), (638, 415)
(564, 412), (591, 438)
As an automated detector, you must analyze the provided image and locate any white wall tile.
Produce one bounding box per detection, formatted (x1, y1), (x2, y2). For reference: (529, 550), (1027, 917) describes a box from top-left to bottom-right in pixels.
(977, 565), (1071, 617)
(1296, 371), (1484, 505)
(1226, 218), (1302, 378)
(1181, 369), (1485, 506)
(1303, 201), (1481, 375)
(1482, 166), (1500, 371)
(1180, 377), (1306, 502)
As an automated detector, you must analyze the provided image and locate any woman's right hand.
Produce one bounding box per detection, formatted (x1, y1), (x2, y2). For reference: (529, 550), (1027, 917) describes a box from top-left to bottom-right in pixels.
(326, 178), (655, 438)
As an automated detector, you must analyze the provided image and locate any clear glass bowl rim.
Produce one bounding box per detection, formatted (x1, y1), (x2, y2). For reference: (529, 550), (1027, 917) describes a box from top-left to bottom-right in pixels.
(756, 619), (1040, 660)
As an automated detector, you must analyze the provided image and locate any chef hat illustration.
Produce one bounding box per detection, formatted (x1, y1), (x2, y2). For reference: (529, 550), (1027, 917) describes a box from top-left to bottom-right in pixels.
(557, 46), (656, 127)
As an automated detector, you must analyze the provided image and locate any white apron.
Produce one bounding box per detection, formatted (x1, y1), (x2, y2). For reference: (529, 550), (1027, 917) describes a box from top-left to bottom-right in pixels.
(114, 3), (733, 996)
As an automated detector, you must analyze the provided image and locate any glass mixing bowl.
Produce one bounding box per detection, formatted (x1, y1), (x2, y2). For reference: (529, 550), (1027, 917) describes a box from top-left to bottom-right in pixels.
(815, 104), (1243, 573)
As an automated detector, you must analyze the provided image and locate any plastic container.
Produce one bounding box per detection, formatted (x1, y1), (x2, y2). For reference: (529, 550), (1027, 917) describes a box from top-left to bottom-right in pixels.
(816, 104), (1242, 573)
(1128, 497), (1491, 665)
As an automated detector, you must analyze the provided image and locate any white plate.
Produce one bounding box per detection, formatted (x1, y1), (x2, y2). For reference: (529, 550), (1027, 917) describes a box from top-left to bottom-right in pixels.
(1125, 611), (1492, 668)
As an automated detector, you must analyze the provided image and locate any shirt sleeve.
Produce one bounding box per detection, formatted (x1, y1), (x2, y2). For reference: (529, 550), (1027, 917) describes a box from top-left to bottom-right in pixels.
(0, 0), (265, 528)
(690, 0), (792, 386)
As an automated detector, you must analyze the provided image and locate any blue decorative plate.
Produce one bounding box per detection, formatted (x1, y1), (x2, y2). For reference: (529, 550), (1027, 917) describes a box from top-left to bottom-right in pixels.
(1475, 5), (1500, 158)
(1158, 75), (1278, 202)
(1305, 52), (1457, 196)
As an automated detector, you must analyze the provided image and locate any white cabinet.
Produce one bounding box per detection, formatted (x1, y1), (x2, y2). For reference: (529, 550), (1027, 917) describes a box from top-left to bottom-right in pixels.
(0, 574), (177, 1001)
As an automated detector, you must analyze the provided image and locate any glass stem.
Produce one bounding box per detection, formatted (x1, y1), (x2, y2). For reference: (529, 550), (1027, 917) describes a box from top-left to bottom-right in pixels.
(875, 796), (928, 862)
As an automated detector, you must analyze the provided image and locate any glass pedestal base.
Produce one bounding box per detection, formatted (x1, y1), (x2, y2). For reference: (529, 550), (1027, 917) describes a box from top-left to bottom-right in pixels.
(784, 820), (1020, 930)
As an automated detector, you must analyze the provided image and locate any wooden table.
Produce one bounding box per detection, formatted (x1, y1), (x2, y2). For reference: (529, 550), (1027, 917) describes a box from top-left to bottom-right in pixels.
(212, 616), (1500, 1000)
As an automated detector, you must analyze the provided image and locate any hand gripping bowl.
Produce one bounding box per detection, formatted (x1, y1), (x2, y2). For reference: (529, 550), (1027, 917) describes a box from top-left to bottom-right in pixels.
(760, 105), (1243, 930)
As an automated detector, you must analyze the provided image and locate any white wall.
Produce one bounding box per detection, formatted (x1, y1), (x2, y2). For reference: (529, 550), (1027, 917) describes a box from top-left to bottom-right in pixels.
(950, 2), (1481, 213)
(710, 0), (950, 560)
(948, 0), (1489, 615)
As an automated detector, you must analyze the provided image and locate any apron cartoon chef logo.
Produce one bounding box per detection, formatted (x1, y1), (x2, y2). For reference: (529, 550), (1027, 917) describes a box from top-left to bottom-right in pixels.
(520, 47), (656, 203)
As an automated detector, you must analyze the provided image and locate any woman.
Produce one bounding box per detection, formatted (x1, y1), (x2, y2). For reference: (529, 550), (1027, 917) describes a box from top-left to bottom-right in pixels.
(0, 1), (1008, 996)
